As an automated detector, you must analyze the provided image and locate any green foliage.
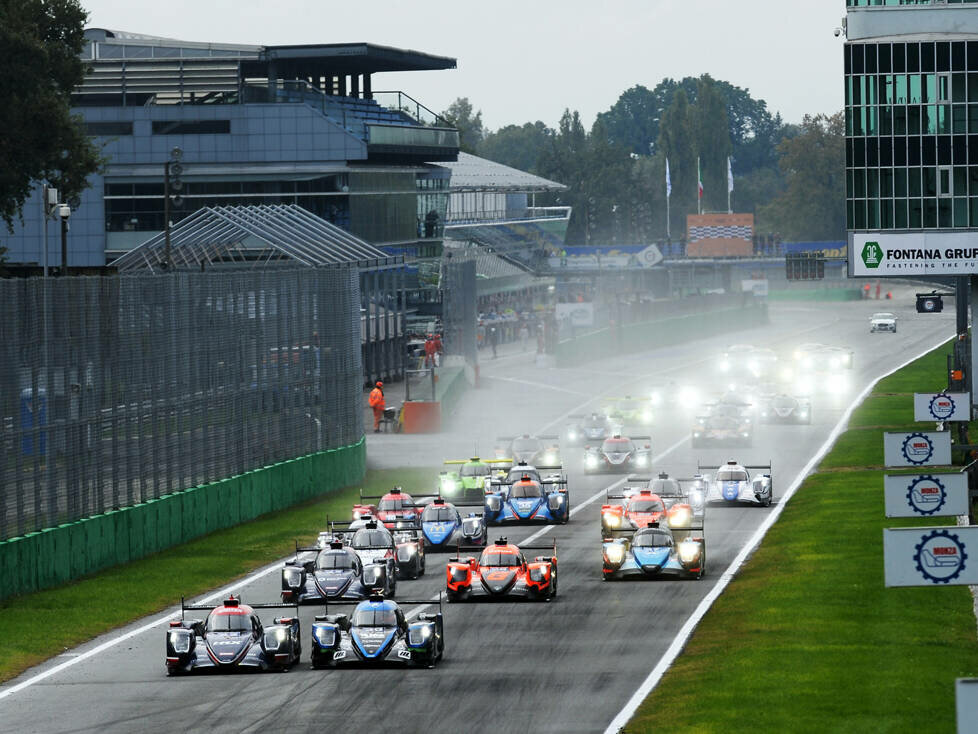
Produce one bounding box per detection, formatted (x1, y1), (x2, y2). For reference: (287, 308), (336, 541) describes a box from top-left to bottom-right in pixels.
(693, 76), (733, 213)
(441, 97), (485, 154)
(480, 121), (553, 173)
(0, 0), (104, 230)
(760, 112), (846, 241)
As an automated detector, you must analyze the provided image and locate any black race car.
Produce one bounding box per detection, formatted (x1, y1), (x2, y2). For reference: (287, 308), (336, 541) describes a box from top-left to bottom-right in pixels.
(330, 519), (426, 580)
(495, 434), (561, 467)
(565, 412), (620, 447)
(165, 596), (301, 675)
(281, 541), (395, 603)
(584, 435), (652, 474)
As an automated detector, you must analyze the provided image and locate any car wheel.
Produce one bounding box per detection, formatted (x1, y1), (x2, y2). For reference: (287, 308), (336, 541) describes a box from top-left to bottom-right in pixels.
(446, 589), (462, 603)
(698, 552), (707, 579)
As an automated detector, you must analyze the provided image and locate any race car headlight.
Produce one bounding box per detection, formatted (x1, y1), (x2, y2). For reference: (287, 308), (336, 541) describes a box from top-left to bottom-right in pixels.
(441, 478), (457, 493)
(602, 511), (621, 528)
(263, 627), (287, 651)
(169, 630), (191, 654)
(362, 565), (384, 586)
(450, 566), (469, 583)
(650, 392), (662, 406)
(408, 624), (433, 646)
(668, 506), (692, 528)
(543, 452), (557, 464)
(678, 540), (702, 565)
(462, 518), (482, 536)
(586, 455), (599, 468)
(604, 544), (625, 566)
(635, 455), (649, 467)
(528, 565), (550, 583)
(548, 494), (565, 511)
(313, 626), (335, 648)
(690, 489), (704, 507)
(485, 495), (502, 512)
(352, 510), (363, 520)
(719, 360), (730, 372)
(799, 409), (809, 418)
(283, 567), (303, 589)
(567, 429), (579, 440)
(397, 544), (417, 561)
(641, 410), (653, 423)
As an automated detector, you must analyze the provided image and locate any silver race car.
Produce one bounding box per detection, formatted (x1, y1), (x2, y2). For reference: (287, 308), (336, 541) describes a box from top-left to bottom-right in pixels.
(699, 460), (773, 507)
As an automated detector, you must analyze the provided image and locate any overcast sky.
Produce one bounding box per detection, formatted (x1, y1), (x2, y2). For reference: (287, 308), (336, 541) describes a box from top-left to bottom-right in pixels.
(80, 0), (846, 130)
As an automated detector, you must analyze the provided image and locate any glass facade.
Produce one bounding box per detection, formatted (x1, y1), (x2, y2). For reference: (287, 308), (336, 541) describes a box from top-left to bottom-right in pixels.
(845, 40), (978, 230)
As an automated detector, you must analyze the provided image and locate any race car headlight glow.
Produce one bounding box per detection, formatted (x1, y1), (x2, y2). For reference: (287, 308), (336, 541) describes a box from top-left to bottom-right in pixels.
(827, 375), (848, 394)
(636, 455), (648, 467)
(543, 452), (557, 464)
(313, 626), (335, 648)
(567, 429), (579, 440)
(408, 624), (433, 646)
(441, 478), (457, 491)
(398, 544), (416, 560)
(352, 510), (362, 520)
(586, 455), (599, 468)
(169, 630), (191, 654)
(678, 540), (702, 565)
(719, 360), (730, 372)
(362, 565), (383, 586)
(690, 489), (704, 507)
(602, 511), (621, 528)
(263, 627), (287, 651)
(485, 496), (501, 512)
(668, 507), (692, 528)
(283, 567), (303, 589)
(604, 544), (625, 566)
(548, 494), (565, 511)
(462, 518), (482, 535)
(450, 566), (469, 583)
(650, 392), (662, 406)
(528, 565), (550, 582)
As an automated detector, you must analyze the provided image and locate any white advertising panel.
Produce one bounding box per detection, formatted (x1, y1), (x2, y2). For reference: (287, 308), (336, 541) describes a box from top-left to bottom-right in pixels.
(914, 393), (971, 422)
(957, 679), (978, 734)
(883, 473), (970, 518)
(555, 302), (594, 327)
(884, 526), (978, 587)
(740, 279), (769, 296)
(852, 232), (978, 277)
(883, 432), (952, 467)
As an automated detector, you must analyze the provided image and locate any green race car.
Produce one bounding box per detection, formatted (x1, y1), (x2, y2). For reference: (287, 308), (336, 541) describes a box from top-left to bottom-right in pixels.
(440, 457), (509, 501)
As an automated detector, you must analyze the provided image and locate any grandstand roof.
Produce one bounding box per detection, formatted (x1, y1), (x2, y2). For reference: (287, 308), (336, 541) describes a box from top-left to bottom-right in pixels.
(258, 43), (456, 74)
(113, 204), (400, 272)
(442, 153), (567, 193)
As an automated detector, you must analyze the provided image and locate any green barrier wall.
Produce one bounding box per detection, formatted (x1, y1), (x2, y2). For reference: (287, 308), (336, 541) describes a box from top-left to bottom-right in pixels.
(555, 305), (769, 368)
(0, 438), (365, 602)
(435, 366), (468, 419)
(767, 288), (862, 302)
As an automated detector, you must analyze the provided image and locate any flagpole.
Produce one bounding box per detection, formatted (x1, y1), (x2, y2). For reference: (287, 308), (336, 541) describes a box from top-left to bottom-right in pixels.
(665, 157), (671, 241)
(727, 156), (733, 214)
(697, 157), (702, 215)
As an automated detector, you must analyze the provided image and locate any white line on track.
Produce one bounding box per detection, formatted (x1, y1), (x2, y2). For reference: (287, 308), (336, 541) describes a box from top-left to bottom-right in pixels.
(602, 335), (954, 734)
(485, 375), (592, 397)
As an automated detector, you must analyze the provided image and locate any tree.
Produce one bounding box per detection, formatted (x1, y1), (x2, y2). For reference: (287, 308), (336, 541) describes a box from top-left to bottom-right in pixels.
(760, 112), (846, 241)
(479, 121), (553, 173)
(441, 97), (485, 154)
(693, 76), (733, 213)
(0, 0), (103, 230)
(657, 90), (697, 238)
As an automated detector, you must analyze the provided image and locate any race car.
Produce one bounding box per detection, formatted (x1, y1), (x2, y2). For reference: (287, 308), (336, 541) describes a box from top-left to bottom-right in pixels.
(792, 343), (854, 372)
(757, 391), (812, 424)
(495, 435), (561, 467)
(353, 487), (420, 528)
(602, 396), (654, 426)
(699, 460), (773, 507)
(329, 519), (425, 580)
(692, 404), (753, 447)
(584, 435), (652, 474)
(440, 457), (510, 500)
(564, 412), (621, 447)
(602, 523), (706, 581)
(281, 540), (395, 603)
(483, 471), (570, 525)
(446, 538), (558, 602)
(870, 312), (898, 333)
(310, 594), (444, 669)
(419, 497), (487, 550)
(717, 344), (757, 378)
(600, 472), (703, 537)
(648, 382), (701, 412)
(165, 596), (301, 675)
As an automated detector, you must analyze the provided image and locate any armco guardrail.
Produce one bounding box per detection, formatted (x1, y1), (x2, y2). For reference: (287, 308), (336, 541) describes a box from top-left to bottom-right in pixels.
(0, 438), (365, 602)
(555, 304), (769, 368)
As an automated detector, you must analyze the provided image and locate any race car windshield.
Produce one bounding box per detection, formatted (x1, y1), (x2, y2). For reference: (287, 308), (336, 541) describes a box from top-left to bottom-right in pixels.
(481, 551), (521, 567)
(583, 416), (605, 428)
(629, 499), (665, 513)
(316, 551), (355, 570)
(602, 439), (634, 452)
(206, 612), (252, 633)
(352, 608), (397, 627)
(510, 483), (543, 499)
(650, 479), (680, 494)
(351, 529), (391, 548)
(507, 469), (540, 483)
(422, 506), (457, 523)
(512, 439), (540, 453)
(460, 464), (490, 477)
(633, 532), (674, 548)
(378, 497), (409, 511)
(717, 469), (748, 482)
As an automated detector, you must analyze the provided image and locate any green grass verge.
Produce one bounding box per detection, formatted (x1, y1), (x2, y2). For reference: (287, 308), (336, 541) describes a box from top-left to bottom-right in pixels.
(0, 467), (437, 684)
(626, 340), (978, 733)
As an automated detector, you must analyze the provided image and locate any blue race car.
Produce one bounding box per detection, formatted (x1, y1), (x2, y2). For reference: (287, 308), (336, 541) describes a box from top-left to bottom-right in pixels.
(165, 596), (301, 675)
(310, 594), (444, 668)
(484, 471), (570, 525)
(419, 498), (487, 550)
(281, 541), (395, 603)
(602, 523), (706, 581)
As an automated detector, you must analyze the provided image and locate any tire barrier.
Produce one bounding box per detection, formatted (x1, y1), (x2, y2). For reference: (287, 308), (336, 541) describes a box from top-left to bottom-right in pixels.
(0, 438), (365, 602)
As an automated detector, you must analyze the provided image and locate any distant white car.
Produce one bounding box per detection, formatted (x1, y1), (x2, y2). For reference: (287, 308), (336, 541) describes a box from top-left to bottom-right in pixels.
(870, 312), (897, 333)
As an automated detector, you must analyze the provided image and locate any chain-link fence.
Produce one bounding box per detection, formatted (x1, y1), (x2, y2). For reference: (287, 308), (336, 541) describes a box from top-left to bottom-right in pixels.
(441, 259), (477, 364)
(0, 268), (363, 540)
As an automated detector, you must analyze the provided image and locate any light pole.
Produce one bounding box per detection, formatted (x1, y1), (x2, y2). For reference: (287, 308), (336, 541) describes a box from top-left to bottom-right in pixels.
(163, 147), (184, 270)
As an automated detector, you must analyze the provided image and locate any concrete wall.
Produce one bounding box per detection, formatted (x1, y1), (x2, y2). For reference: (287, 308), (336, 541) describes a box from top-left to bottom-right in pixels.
(0, 437), (365, 602)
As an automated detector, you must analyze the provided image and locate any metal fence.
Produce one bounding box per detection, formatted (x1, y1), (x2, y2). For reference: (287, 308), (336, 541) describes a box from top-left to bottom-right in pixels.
(441, 259), (477, 364)
(0, 268), (363, 540)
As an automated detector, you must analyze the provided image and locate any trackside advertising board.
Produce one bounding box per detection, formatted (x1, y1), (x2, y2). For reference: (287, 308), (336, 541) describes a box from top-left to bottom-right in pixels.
(913, 392), (971, 422)
(884, 526), (978, 587)
(883, 473), (970, 518)
(957, 679), (978, 734)
(850, 232), (978, 277)
(883, 431), (952, 467)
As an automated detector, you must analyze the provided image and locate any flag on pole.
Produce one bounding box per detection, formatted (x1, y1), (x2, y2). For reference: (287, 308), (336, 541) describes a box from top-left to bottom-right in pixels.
(697, 157), (703, 214)
(665, 158), (672, 198)
(727, 157), (734, 194)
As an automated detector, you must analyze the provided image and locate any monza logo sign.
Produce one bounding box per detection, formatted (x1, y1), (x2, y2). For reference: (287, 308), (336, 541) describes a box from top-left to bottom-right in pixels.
(884, 473), (968, 518)
(906, 476), (946, 516)
(914, 529), (968, 584)
(929, 394), (956, 419)
(902, 433), (934, 465)
(914, 392), (970, 423)
(884, 526), (978, 586)
(884, 431), (951, 467)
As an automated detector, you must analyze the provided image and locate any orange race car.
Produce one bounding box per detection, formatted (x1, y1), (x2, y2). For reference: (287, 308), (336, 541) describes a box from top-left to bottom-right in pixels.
(600, 483), (696, 538)
(445, 538), (557, 602)
(352, 487), (420, 529)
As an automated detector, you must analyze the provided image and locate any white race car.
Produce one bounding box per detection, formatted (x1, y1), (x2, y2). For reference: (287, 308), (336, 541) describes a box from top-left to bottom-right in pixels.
(698, 460), (773, 507)
(870, 312), (897, 333)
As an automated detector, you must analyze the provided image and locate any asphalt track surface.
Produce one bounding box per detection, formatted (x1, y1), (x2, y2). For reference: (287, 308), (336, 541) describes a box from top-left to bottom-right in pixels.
(0, 291), (956, 734)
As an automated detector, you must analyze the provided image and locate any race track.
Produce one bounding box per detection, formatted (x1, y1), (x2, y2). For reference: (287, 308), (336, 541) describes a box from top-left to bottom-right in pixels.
(0, 291), (955, 734)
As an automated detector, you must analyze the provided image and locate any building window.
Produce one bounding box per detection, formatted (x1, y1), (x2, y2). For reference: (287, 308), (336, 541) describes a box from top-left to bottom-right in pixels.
(84, 121), (134, 136)
(151, 120), (231, 135)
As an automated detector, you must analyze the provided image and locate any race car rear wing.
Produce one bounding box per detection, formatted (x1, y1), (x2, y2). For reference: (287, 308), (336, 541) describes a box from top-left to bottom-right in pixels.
(698, 461), (772, 472)
(450, 538), (557, 561)
(358, 488), (420, 507)
(180, 597), (299, 619)
(314, 592), (444, 621)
